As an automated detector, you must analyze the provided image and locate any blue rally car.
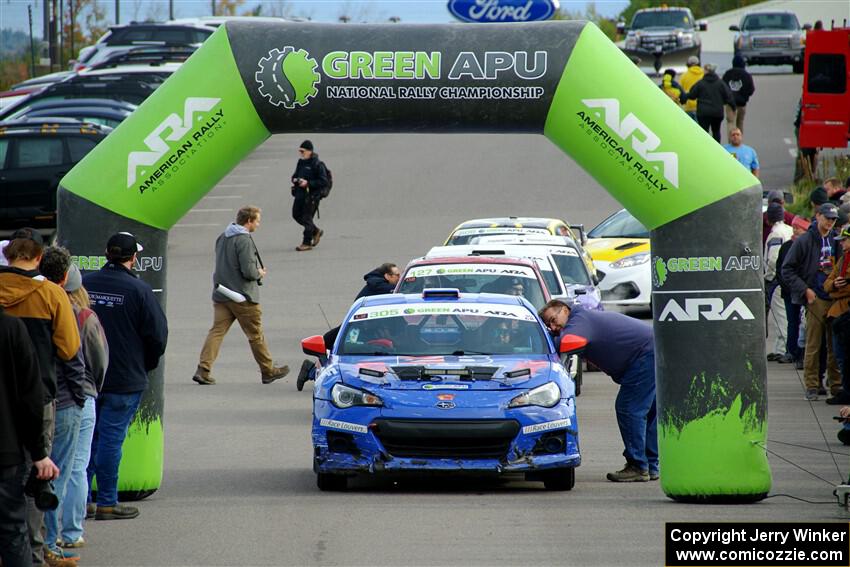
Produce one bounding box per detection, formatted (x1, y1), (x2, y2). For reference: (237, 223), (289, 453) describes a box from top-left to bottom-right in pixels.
(302, 289), (587, 491)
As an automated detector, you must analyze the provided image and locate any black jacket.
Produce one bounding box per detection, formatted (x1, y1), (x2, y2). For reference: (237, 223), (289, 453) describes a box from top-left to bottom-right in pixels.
(291, 153), (329, 200)
(722, 67), (755, 107)
(682, 71), (735, 118)
(83, 263), (168, 394)
(776, 239), (794, 297)
(0, 307), (48, 467)
(781, 224), (836, 305)
(355, 269), (395, 299)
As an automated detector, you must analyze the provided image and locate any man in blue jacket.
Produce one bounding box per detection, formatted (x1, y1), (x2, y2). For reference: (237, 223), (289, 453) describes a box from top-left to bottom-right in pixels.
(83, 232), (168, 520)
(782, 203), (842, 401)
(539, 299), (657, 482)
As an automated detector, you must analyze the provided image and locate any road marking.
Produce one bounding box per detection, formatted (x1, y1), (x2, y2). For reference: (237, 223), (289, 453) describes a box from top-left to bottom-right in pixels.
(788, 148), (798, 158)
(783, 138), (793, 145)
(652, 288), (762, 295)
(204, 195), (242, 199)
(174, 223), (219, 228)
(215, 183), (251, 188)
(189, 208), (231, 213)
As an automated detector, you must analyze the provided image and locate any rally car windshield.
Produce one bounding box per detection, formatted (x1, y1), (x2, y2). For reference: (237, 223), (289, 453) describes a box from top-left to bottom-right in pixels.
(631, 10), (693, 30)
(551, 253), (591, 285)
(339, 303), (549, 356)
(588, 209), (649, 239)
(447, 227), (550, 245)
(398, 264), (547, 309)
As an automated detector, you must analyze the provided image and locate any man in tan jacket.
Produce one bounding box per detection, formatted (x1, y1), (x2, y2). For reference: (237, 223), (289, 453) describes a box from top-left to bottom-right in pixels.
(825, 227), (850, 405)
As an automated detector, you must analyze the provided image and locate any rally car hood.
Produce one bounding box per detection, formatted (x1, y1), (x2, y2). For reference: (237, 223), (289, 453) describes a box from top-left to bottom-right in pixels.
(585, 238), (650, 262)
(335, 354), (557, 392)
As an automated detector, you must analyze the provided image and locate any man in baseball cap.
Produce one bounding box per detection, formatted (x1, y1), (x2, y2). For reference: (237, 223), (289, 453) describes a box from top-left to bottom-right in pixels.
(81, 232), (167, 520)
(781, 202), (841, 401)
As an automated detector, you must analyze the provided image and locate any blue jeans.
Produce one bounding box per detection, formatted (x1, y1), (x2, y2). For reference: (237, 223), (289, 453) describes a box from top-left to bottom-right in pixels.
(614, 351), (658, 474)
(60, 397), (95, 543)
(44, 404), (82, 553)
(88, 392), (142, 507)
(784, 295), (803, 361)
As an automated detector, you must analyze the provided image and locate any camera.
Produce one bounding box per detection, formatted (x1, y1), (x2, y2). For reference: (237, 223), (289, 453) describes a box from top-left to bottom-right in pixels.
(24, 465), (58, 511)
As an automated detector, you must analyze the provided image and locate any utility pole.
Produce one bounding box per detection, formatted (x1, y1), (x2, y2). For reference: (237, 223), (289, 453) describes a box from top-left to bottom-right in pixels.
(70, 0), (75, 61)
(59, 0), (64, 69)
(211, 0), (215, 16)
(115, 0), (120, 24)
(28, 5), (36, 77)
(169, 0), (174, 20)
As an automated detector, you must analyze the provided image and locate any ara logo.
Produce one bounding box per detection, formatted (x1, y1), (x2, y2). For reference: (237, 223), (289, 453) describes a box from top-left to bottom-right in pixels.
(255, 47), (320, 108)
(581, 98), (679, 188)
(126, 97), (221, 188)
(658, 297), (755, 322)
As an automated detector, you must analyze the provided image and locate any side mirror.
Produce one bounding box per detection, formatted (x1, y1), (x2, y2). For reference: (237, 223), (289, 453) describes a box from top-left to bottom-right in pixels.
(698, 21), (708, 32)
(559, 334), (588, 356)
(616, 22), (626, 35)
(729, 24), (740, 31)
(803, 23), (812, 30)
(301, 335), (327, 357)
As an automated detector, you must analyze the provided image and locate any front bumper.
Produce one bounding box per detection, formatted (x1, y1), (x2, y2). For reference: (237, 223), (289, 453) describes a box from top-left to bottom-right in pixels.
(594, 259), (651, 307)
(738, 48), (803, 65)
(621, 44), (699, 69)
(312, 399), (580, 476)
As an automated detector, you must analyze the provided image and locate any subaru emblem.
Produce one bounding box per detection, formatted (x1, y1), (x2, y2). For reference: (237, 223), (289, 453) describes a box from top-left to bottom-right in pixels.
(435, 401), (456, 410)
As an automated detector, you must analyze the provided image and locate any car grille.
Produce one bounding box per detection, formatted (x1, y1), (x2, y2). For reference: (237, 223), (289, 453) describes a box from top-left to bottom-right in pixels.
(639, 35), (678, 51)
(752, 37), (791, 49)
(372, 419), (520, 459)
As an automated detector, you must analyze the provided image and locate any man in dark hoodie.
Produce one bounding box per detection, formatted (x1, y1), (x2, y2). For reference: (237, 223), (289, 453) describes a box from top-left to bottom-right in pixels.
(0, 307), (61, 567)
(681, 63), (735, 143)
(291, 139), (330, 252)
(296, 263), (401, 391)
(37, 247), (88, 561)
(83, 231), (168, 521)
(194, 206), (289, 386)
(722, 54), (755, 137)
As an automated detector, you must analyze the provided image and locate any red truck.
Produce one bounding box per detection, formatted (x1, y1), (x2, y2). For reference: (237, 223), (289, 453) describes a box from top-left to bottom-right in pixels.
(798, 23), (850, 149)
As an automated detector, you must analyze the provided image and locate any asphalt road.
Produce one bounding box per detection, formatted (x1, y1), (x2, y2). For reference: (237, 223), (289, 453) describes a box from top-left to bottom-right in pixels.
(76, 65), (850, 566)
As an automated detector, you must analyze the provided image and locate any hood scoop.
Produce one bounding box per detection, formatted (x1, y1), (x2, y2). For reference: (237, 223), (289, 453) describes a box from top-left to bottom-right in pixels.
(615, 241), (644, 251)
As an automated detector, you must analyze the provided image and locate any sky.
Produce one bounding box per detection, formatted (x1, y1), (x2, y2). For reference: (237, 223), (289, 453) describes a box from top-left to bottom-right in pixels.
(1, 0), (630, 36)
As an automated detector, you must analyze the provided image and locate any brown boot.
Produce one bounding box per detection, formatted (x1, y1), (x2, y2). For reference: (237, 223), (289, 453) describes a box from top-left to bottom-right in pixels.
(606, 463), (649, 482)
(262, 365), (290, 384)
(192, 367), (215, 385)
(295, 244), (313, 251)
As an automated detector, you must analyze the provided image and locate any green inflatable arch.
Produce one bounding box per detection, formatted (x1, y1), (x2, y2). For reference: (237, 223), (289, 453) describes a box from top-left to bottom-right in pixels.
(57, 21), (768, 502)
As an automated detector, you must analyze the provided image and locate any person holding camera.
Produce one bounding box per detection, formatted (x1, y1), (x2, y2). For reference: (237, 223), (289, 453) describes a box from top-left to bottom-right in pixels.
(0, 229), (80, 565)
(291, 140), (329, 252)
(0, 306), (62, 567)
(194, 206), (289, 386)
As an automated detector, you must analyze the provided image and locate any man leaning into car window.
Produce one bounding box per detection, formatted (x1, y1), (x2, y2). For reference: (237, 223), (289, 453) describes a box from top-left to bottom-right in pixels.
(539, 299), (658, 482)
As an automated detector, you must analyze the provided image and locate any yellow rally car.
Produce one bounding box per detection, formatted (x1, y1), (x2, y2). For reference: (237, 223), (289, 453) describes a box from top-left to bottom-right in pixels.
(584, 209), (651, 309)
(444, 216), (596, 278)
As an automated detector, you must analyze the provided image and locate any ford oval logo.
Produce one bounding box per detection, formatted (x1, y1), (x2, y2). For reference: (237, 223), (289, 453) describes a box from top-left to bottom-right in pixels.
(447, 0), (559, 23)
(435, 401), (456, 410)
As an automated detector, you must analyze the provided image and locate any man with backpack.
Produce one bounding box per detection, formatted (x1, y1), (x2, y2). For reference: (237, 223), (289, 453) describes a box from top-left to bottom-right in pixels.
(291, 140), (330, 252)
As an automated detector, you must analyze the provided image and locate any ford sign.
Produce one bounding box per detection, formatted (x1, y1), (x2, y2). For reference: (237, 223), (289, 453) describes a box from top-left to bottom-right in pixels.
(448, 0), (560, 23)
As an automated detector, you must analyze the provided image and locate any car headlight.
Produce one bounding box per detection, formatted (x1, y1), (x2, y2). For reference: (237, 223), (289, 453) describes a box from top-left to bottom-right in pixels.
(680, 33), (694, 47)
(625, 33), (638, 49)
(331, 383), (383, 409)
(794, 33), (804, 47)
(610, 252), (650, 270)
(509, 382), (561, 408)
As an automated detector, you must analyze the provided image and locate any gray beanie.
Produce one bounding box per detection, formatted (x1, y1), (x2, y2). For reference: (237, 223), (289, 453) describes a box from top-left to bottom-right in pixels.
(63, 264), (82, 292)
